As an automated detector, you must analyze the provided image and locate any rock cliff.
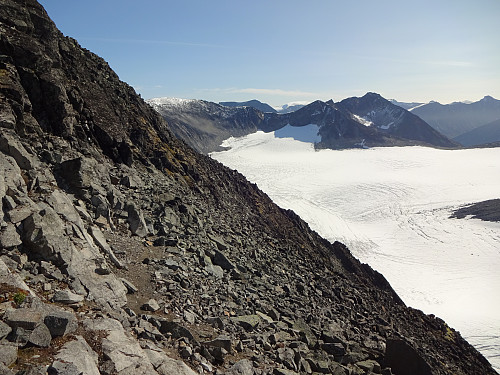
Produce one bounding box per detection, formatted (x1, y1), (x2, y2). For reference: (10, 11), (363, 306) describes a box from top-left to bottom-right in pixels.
(0, 1), (496, 374)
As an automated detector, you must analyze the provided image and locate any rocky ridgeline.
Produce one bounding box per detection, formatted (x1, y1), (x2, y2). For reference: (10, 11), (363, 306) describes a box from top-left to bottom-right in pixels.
(0, 1), (497, 374)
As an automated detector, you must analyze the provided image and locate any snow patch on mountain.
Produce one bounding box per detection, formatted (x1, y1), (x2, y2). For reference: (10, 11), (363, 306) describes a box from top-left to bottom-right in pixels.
(408, 102), (429, 111)
(274, 124), (321, 143)
(352, 114), (373, 127)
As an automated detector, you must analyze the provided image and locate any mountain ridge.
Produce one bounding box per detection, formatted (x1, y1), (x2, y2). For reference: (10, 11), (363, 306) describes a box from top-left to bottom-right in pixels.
(219, 99), (277, 113)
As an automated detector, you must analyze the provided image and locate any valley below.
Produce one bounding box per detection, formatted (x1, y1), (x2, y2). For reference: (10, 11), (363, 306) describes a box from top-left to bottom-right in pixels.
(211, 131), (500, 371)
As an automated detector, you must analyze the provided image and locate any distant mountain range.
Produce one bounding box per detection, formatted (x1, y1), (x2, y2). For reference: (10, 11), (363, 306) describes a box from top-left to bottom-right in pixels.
(149, 93), (458, 153)
(409, 96), (500, 144)
(218, 96), (500, 148)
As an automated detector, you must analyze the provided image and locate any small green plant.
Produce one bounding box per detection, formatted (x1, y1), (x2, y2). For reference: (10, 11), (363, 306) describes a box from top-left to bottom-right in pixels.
(12, 291), (27, 306)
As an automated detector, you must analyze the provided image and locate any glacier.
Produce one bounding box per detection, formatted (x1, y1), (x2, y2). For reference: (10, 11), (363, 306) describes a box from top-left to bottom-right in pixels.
(211, 131), (500, 371)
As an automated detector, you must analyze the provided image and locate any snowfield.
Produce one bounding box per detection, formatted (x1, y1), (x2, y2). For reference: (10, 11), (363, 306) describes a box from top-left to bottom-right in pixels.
(211, 131), (500, 371)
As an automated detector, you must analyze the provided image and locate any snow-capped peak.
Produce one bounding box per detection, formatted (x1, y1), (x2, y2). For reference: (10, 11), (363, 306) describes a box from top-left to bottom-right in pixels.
(147, 97), (196, 107)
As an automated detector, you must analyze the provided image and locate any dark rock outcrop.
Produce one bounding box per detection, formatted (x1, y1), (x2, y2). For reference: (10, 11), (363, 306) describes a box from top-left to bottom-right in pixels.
(450, 199), (500, 222)
(0, 1), (497, 374)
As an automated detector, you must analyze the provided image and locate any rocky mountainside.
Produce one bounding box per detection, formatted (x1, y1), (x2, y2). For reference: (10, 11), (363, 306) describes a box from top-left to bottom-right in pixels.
(0, 1), (497, 374)
(152, 95), (457, 154)
(411, 96), (500, 139)
(219, 100), (277, 114)
(148, 98), (264, 154)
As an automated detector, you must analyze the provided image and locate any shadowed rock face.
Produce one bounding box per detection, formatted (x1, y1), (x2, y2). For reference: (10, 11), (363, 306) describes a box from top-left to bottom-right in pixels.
(0, 0), (497, 374)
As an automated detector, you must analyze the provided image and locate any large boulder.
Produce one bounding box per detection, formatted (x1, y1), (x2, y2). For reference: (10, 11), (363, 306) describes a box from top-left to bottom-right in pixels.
(0, 153), (27, 214)
(0, 129), (34, 170)
(83, 318), (159, 374)
(143, 343), (198, 375)
(22, 203), (127, 309)
(49, 336), (100, 375)
(384, 338), (432, 375)
(44, 310), (77, 338)
(126, 203), (148, 237)
(0, 223), (22, 248)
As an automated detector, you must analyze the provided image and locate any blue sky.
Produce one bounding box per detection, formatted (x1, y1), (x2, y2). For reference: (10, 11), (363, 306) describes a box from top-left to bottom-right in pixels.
(39, 0), (500, 107)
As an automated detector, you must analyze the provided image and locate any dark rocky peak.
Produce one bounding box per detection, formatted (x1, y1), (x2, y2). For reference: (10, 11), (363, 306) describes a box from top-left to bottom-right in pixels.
(219, 99), (277, 113)
(332, 93), (457, 148)
(337, 92), (395, 116)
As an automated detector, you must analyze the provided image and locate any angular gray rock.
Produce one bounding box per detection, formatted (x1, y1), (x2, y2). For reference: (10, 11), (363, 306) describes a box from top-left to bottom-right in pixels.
(83, 318), (160, 374)
(0, 223), (21, 248)
(208, 234), (229, 251)
(28, 323), (52, 347)
(143, 343), (198, 375)
(0, 129), (34, 170)
(52, 290), (84, 305)
(22, 205), (127, 309)
(49, 336), (100, 375)
(7, 204), (35, 224)
(126, 203), (148, 237)
(204, 335), (232, 352)
(0, 343), (17, 366)
(231, 315), (261, 331)
(0, 321), (12, 340)
(141, 298), (160, 312)
(4, 308), (42, 330)
(226, 359), (254, 375)
(44, 310), (77, 337)
(0, 363), (15, 375)
(0, 153), (27, 203)
(88, 225), (124, 268)
(212, 250), (235, 270)
(0, 258), (32, 296)
(120, 278), (138, 294)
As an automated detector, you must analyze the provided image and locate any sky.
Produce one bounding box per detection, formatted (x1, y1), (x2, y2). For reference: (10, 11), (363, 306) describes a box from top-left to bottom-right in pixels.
(38, 0), (500, 107)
